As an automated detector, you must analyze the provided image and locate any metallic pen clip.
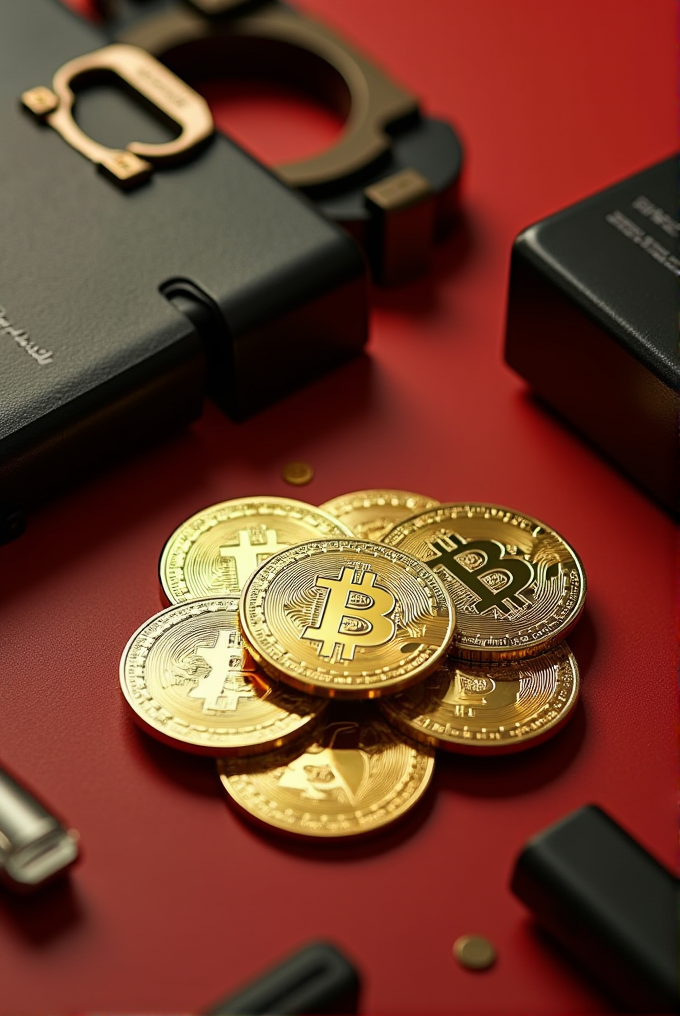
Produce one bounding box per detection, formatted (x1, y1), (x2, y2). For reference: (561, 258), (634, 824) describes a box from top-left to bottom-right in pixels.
(0, 764), (79, 892)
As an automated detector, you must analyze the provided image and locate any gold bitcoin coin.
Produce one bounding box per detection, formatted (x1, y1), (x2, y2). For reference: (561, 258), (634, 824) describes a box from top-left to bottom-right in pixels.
(382, 503), (586, 660)
(218, 713), (435, 838)
(240, 538), (455, 698)
(159, 497), (352, 604)
(380, 642), (579, 753)
(119, 597), (326, 756)
(321, 488), (439, 543)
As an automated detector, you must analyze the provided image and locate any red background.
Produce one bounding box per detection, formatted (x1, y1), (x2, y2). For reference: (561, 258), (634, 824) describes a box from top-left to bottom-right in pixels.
(0, 2), (677, 1013)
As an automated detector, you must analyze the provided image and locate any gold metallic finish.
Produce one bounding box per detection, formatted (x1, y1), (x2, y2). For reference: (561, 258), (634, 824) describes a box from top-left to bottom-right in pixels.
(119, 597), (326, 756)
(159, 497), (353, 604)
(382, 503), (586, 660)
(380, 643), (579, 753)
(239, 538), (455, 698)
(282, 461), (314, 486)
(21, 86), (59, 117)
(320, 489), (439, 543)
(218, 714), (435, 838)
(22, 45), (213, 187)
(364, 168), (431, 212)
(453, 935), (497, 971)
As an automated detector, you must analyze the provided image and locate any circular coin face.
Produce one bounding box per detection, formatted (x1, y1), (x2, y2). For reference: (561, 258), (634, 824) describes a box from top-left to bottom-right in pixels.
(159, 497), (353, 604)
(240, 539), (456, 698)
(382, 503), (586, 660)
(218, 714), (435, 838)
(380, 642), (579, 753)
(453, 935), (497, 971)
(321, 488), (439, 543)
(120, 597), (326, 756)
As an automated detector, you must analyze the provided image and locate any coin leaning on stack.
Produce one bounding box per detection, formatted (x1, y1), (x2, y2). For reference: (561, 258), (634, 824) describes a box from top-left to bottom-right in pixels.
(119, 491), (587, 838)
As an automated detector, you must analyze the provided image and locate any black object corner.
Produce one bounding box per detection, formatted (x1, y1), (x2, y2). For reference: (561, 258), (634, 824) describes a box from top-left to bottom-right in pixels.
(505, 156), (679, 515)
(511, 803), (680, 1014)
(202, 939), (361, 1015)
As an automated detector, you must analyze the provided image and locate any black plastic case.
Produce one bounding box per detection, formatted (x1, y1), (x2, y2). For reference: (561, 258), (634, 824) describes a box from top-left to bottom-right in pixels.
(202, 940), (361, 1014)
(0, 0), (368, 542)
(511, 805), (679, 1014)
(505, 157), (679, 515)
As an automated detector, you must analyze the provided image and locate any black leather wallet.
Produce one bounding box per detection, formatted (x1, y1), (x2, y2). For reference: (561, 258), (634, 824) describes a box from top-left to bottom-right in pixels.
(0, 0), (368, 542)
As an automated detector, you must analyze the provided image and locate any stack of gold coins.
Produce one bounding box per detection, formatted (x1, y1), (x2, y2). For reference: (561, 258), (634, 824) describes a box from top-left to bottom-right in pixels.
(119, 492), (586, 840)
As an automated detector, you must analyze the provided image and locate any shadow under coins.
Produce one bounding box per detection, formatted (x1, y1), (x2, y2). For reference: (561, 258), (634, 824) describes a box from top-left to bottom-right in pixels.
(0, 876), (83, 946)
(130, 724), (222, 800)
(566, 607), (597, 674)
(222, 778), (438, 865)
(433, 606), (595, 799)
(434, 698), (587, 799)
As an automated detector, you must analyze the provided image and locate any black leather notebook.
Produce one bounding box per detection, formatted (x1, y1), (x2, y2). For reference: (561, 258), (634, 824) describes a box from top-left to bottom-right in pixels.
(0, 0), (367, 541)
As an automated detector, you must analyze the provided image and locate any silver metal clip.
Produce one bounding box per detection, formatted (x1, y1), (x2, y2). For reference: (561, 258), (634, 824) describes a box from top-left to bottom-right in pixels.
(0, 765), (79, 891)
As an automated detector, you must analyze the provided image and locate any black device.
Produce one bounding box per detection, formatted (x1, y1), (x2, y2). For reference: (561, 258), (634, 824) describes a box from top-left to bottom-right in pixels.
(511, 804), (679, 1014)
(0, 0), (368, 543)
(101, 0), (464, 285)
(505, 156), (679, 515)
(202, 940), (361, 1015)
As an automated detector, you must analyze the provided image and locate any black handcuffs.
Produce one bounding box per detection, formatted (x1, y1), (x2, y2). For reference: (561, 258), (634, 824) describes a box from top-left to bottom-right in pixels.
(106, 0), (464, 284)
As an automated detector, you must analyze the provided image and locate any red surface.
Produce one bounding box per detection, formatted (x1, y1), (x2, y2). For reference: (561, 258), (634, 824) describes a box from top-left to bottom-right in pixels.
(1, 2), (677, 1014)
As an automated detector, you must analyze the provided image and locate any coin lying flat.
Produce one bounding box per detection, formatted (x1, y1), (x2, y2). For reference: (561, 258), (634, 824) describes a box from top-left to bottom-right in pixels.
(218, 714), (435, 838)
(239, 538), (455, 698)
(453, 935), (497, 970)
(282, 461), (314, 486)
(159, 496), (353, 604)
(320, 489), (439, 543)
(119, 597), (326, 756)
(380, 642), (579, 753)
(382, 503), (585, 661)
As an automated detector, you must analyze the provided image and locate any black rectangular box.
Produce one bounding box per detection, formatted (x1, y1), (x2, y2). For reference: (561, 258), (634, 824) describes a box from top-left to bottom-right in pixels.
(505, 157), (678, 514)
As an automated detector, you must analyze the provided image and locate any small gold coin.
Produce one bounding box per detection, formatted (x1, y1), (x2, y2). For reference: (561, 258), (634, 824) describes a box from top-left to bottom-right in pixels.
(282, 461), (314, 486)
(119, 597), (326, 756)
(239, 538), (456, 698)
(218, 713), (435, 838)
(159, 496), (352, 604)
(382, 503), (586, 661)
(321, 488), (439, 543)
(453, 935), (497, 971)
(380, 642), (579, 753)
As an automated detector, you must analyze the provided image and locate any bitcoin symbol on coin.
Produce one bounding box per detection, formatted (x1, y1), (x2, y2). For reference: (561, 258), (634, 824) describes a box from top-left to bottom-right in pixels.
(189, 629), (256, 713)
(220, 525), (291, 590)
(427, 534), (534, 615)
(302, 567), (396, 661)
(442, 670), (497, 718)
(442, 668), (519, 714)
